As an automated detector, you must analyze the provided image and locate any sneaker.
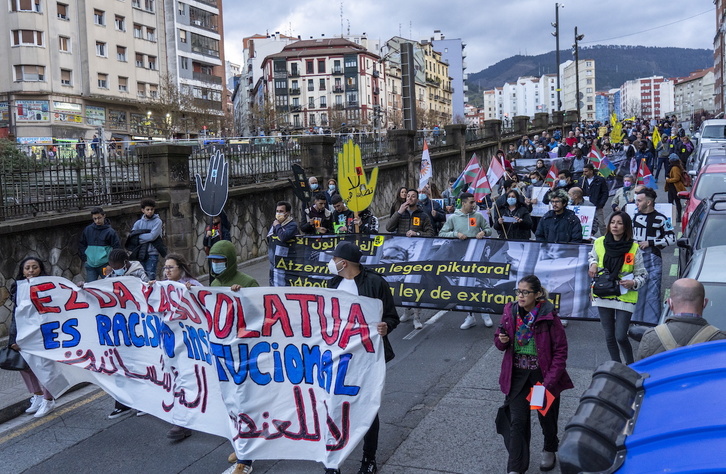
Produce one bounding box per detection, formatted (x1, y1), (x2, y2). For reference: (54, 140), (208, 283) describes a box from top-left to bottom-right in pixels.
(358, 457), (377, 474)
(413, 315), (423, 330)
(561, 319), (569, 328)
(460, 313), (476, 330)
(167, 424), (192, 440)
(34, 399), (55, 418)
(482, 314), (493, 328)
(136, 411), (147, 417)
(232, 463), (253, 474)
(26, 395), (43, 414)
(108, 406), (132, 419)
(400, 309), (411, 322)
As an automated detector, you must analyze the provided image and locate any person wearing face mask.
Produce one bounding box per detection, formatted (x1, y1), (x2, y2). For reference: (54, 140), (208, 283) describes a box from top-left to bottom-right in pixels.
(418, 184), (446, 233)
(543, 170), (575, 205)
(324, 241), (399, 474)
(324, 178), (339, 207)
(267, 201), (299, 286)
(493, 191), (533, 241)
(611, 174), (636, 213)
(105, 248), (149, 419)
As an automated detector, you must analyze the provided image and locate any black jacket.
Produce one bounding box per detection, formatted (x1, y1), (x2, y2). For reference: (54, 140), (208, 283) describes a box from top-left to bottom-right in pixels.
(79, 220), (121, 263)
(535, 208), (582, 243)
(300, 206), (334, 234)
(418, 198), (446, 232)
(493, 201), (533, 240)
(579, 174), (609, 208)
(386, 205), (434, 236)
(330, 266), (400, 362)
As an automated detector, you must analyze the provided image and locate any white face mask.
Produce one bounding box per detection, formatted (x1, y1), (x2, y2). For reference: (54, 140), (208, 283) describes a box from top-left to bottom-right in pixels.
(112, 268), (125, 276)
(328, 259), (342, 275)
(211, 261), (226, 274)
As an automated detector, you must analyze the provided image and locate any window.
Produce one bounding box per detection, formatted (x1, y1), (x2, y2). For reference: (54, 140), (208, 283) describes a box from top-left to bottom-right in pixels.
(148, 56), (156, 70)
(96, 41), (107, 57)
(134, 24), (142, 38)
(137, 82), (146, 97)
(94, 9), (105, 26)
(307, 79), (314, 91)
(306, 60), (314, 74)
(180, 57), (188, 69)
(293, 115), (300, 127)
(308, 97), (315, 108)
(11, 0), (41, 12)
(586, 78), (592, 85)
(59, 35), (70, 52)
(319, 78), (325, 90)
(146, 27), (155, 42)
(14, 65), (45, 81)
(344, 56), (356, 68)
(317, 59), (325, 74)
(179, 29), (187, 43)
(149, 84), (158, 98)
(115, 15), (125, 31)
(178, 1), (185, 15)
(56, 2), (68, 19)
(60, 69), (71, 85)
(118, 76), (128, 92)
(321, 112), (328, 125)
(12, 30), (43, 46)
(98, 73), (108, 89)
(190, 33), (219, 57)
(320, 96), (326, 108)
(144, 0), (154, 12)
(117, 45), (127, 61)
(132, 0), (140, 7)
(135, 53), (144, 67)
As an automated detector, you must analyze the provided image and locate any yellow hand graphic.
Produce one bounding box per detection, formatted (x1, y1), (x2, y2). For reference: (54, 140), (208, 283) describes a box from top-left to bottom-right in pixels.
(337, 139), (379, 212)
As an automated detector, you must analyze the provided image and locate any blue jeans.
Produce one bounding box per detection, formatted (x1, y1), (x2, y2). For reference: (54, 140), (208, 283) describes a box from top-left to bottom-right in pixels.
(85, 265), (105, 282)
(598, 307), (634, 364)
(142, 254), (159, 280)
(653, 157), (669, 181)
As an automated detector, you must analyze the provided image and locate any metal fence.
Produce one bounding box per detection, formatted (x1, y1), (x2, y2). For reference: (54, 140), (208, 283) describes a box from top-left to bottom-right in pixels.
(0, 143), (153, 221)
(332, 133), (398, 168)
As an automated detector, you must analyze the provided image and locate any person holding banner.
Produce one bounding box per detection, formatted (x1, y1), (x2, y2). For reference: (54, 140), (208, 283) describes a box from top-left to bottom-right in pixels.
(588, 211), (647, 365)
(300, 194), (334, 235)
(493, 191), (533, 241)
(418, 184), (446, 234)
(267, 201), (299, 286)
(494, 275), (573, 474)
(438, 192), (494, 329)
(331, 195), (355, 234)
(326, 241), (399, 474)
(7, 257), (57, 418)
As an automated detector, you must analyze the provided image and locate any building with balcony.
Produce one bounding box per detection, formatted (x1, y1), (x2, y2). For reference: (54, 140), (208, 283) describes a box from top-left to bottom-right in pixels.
(674, 68), (715, 122)
(260, 37), (384, 132)
(431, 31), (466, 120)
(479, 74), (557, 122)
(560, 59), (596, 121)
(619, 75), (674, 120)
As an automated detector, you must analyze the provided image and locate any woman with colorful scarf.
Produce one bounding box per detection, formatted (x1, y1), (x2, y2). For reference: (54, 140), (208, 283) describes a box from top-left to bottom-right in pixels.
(588, 211), (647, 365)
(494, 275), (573, 474)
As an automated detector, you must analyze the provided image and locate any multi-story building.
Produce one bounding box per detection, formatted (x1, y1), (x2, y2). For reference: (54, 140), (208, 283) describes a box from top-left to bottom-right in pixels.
(715, 1), (726, 114)
(479, 74), (557, 121)
(674, 68), (716, 121)
(620, 76), (674, 120)
(560, 59), (596, 121)
(260, 38), (384, 132)
(0, 0), (226, 143)
(481, 89), (498, 120)
(431, 31), (466, 120)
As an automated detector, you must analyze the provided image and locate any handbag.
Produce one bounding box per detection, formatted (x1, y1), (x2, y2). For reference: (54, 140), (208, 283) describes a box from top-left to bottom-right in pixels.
(592, 269), (621, 298)
(0, 346), (29, 371)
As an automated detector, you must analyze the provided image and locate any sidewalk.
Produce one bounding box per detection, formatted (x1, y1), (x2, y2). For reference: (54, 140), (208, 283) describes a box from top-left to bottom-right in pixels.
(0, 256), (271, 425)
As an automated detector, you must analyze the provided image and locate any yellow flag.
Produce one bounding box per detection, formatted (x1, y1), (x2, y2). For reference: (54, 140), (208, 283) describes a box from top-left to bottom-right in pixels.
(652, 127), (661, 148)
(337, 140), (379, 212)
(610, 112), (617, 127)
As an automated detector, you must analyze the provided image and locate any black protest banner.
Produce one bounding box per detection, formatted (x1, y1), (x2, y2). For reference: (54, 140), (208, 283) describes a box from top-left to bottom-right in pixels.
(274, 235), (597, 320)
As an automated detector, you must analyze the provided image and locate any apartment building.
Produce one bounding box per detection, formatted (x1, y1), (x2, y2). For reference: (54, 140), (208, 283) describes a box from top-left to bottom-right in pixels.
(620, 75), (674, 120)
(674, 68), (715, 120)
(560, 59), (596, 121)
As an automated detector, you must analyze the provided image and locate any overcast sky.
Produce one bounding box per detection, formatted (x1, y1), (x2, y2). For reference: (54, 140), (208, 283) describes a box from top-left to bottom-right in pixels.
(222, 0), (715, 74)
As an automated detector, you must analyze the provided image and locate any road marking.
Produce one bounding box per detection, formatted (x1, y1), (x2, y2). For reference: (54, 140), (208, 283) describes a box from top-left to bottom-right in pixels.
(402, 310), (447, 340)
(674, 248), (679, 257)
(669, 264), (678, 277)
(0, 389), (105, 446)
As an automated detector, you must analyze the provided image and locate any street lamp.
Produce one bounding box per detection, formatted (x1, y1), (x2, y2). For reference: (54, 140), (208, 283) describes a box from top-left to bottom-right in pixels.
(573, 27), (585, 123)
(551, 3), (565, 111)
(146, 111), (152, 141)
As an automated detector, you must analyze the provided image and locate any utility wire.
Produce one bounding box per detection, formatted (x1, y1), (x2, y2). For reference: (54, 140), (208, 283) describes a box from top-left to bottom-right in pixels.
(581, 8), (714, 44)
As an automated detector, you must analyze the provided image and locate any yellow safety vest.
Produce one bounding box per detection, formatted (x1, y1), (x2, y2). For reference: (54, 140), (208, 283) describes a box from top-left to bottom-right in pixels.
(593, 237), (639, 304)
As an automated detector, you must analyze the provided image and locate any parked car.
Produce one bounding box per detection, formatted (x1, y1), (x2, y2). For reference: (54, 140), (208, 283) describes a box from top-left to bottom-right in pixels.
(677, 193), (726, 274)
(678, 163), (726, 232)
(693, 118), (726, 145)
(687, 142), (726, 173)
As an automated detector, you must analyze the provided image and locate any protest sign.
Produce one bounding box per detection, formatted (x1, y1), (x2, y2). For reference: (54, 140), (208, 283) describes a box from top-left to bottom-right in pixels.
(276, 235), (596, 320)
(530, 186), (550, 217)
(15, 279), (384, 468)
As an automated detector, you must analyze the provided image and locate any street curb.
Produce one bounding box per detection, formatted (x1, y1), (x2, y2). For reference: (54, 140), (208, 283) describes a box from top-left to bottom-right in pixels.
(0, 382), (91, 426)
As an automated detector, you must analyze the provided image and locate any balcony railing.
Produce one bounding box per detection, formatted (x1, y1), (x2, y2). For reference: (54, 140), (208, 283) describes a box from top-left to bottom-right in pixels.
(192, 71), (223, 85)
(333, 86), (343, 93)
(289, 71), (300, 78)
(332, 68), (343, 75)
(289, 88), (300, 95)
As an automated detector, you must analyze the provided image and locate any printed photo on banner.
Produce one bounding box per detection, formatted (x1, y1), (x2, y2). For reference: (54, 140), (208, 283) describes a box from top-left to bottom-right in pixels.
(14, 278), (386, 469)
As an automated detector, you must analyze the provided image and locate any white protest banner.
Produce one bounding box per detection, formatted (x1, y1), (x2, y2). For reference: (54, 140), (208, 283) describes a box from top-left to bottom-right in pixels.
(530, 186), (551, 217)
(15, 278), (385, 469)
(570, 205), (596, 240)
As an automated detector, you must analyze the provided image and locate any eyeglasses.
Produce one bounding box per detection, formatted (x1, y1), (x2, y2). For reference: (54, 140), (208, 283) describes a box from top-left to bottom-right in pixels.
(514, 289), (535, 296)
(163, 266), (178, 271)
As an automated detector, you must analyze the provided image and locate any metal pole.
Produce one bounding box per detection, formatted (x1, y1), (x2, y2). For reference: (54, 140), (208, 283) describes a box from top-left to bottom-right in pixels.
(555, 3), (561, 111)
(574, 26), (581, 124)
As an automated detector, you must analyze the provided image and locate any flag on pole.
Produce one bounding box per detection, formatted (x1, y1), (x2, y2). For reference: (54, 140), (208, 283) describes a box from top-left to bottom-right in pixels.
(637, 158), (654, 188)
(486, 155), (506, 189)
(587, 142), (603, 168)
(651, 127), (661, 149)
(468, 166), (492, 202)
(544, 163), (559, 189)
(419, 141), (433, 189)
(599, 156), (616, 178)
(451, 155), (481, 196)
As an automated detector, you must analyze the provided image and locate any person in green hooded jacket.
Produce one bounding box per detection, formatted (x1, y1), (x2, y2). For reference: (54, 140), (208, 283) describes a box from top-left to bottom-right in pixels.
(207, 240), (259, 289)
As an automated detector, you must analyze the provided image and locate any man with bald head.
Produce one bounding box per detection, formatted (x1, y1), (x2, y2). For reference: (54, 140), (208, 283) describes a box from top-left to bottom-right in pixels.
(567, 187), (593, 207)
(636, 278), (725, 361)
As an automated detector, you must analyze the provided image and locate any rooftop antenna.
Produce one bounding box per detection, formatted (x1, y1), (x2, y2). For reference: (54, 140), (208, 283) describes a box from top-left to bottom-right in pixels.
(340, 2), (343, 38)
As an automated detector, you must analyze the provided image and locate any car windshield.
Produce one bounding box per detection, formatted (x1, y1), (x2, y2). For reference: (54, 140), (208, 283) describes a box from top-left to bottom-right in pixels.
(694, 173), (726, 200)
(698, 214), (726, 249)
(703, 283), (726, 329)
(701, 125), (726, 139)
